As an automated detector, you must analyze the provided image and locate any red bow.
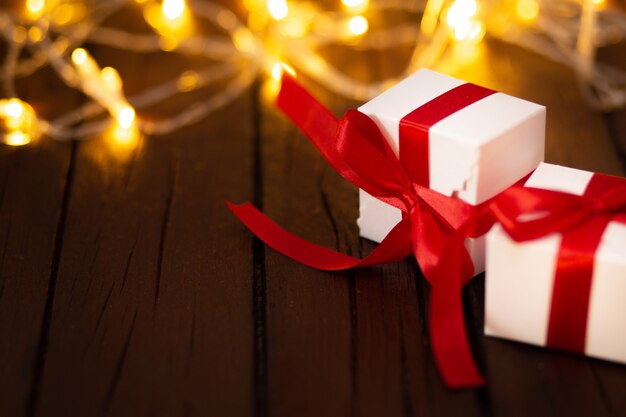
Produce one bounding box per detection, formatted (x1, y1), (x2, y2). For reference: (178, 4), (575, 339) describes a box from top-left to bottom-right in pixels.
(490, 179), (626, 352)
(228, 75), (494, 388)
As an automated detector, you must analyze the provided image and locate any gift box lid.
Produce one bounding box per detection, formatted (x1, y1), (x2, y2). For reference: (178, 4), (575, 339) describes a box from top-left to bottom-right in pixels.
(525, 162), (626, 255)
(358, 68), (545, 205)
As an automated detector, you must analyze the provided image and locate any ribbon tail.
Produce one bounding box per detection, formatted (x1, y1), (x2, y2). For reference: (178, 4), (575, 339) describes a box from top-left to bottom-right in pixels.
(412, 212), (484, 388)
(227, 202), (412, 270)
(429, 255), (485, 388)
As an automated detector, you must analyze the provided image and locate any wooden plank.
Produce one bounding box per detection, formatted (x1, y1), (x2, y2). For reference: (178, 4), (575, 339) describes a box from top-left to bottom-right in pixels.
(0, 60), (76, 415)
(259, 83), (354, 417)
(29, 45), (256, 416)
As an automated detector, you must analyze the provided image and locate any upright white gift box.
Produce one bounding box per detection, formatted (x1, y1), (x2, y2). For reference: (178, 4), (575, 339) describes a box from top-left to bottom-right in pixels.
(485, 163), (626, 364)
(357, 69), (546, 273)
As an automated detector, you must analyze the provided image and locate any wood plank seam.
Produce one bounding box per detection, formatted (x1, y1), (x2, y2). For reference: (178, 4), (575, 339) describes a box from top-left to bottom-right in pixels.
(252, 80), (268, 417)
(25, 141), (77, 417)
(153, 156), (177, 312)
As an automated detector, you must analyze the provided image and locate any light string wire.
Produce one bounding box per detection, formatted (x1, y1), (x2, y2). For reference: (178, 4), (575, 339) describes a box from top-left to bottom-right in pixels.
(0, 0), (624, 147)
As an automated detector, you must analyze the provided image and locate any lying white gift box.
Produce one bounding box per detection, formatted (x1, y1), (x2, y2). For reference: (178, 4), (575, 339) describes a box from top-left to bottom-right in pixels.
(486, 162), (626, 364)
(356, 68), (545, 273)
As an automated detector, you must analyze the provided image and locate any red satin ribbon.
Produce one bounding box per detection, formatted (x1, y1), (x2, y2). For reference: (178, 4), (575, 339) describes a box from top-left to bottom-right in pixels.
(399, 83), (496, 186)
(228, 74), (499, 388)
(491, 174), (626, 353)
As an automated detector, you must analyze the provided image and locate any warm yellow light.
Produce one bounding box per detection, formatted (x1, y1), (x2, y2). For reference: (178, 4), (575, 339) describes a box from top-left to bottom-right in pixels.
(0, 99), (38, 146)
(243, 0), (265, 10)
(162, 0), (185, 20)
(279, 18), (308, 38)
(593, 0), (605, 5)
(4, 132), (31, 146)
(71, 48), (88, 66)
(267, 0), (288, 20)
(271, 62), (296, 80)
(100, 67), (122, 92)
(52, 3), (87, 26)
(421, 0), (444, 35)
(446, 0), (477, 28)
(466, 21), (485, 42)
(116, 106), (136, 129)
(516, 0), (539, 22)
(342, 0), (366, 7)
(177, 70), (199, 92)
(26, 0), (45, 18)
(5, 100), (25, 119)
(348, 15), (369, 36)
(453, 20), (485, 42)
(233, 28), (257, 52)
(111, 124), (139, 147)
(28, 26), (44, 43)
(106, 123), (141, 157)
(159, 35), (179, 51)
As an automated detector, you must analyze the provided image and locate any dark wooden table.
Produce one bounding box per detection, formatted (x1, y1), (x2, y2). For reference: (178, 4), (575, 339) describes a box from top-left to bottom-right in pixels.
(2, 3), (626, 417)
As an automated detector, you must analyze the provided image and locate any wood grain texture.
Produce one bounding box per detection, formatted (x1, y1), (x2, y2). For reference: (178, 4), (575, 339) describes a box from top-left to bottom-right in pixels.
(0, 63), (76, 417)
(260, 84), (354, 417)
(26, 47), (256, 416)
(0, 3), (626, 417)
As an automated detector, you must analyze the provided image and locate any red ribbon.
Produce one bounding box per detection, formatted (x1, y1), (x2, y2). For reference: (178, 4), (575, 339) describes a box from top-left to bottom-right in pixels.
(491, 173), (626, 353)
(400, 83), (496, 186)
(227, 74), (497, 388)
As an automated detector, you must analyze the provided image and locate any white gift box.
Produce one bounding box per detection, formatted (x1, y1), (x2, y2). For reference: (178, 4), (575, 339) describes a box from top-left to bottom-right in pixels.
(485, 162), (626, 364)
(357, 69), (545, 273)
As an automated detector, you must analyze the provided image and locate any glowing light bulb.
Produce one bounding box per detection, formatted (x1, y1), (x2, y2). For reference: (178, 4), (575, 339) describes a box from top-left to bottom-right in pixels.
(446, 0), (477, 28)
(177, 70), (200, 92)
(71, 48), (88, 66)
(100, 67), (123, 92)
(116, 106), (136, 129)
(348, 15), (368, 36)
(162, 0), (185, 20)
(517, 0), (539, 22)
(267, 0), (288, 20)
(4, 132), (31, 146)
(5, 100), (24, 119)
(271, 62), (296, 80)
(28, 26), (44, 43)
(342, 0), (367, 7)
(26, 0), (45, 19)
(0, 99), (38, 146)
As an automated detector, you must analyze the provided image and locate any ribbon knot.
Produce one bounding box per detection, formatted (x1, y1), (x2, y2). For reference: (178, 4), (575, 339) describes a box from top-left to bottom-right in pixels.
(491, 176), (626, 354)
(228, 74), (488, 388)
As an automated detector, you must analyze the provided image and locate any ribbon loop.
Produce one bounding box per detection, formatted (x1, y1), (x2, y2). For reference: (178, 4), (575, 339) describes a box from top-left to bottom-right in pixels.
(490, 175), (626, 355)
(229, 74), (490, 389)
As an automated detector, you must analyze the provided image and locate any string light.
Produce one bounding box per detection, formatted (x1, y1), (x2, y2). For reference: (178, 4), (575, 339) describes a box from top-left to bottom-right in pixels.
(1, 0), (625, 148)
(446, 0), (484, 42)
(0, 99), (38, 146)
(348, 16), (369, 36)
(516, 0), (540, 23)
(342, 0), (367, 8)
(267, 0), (288, 20)
(26, 0), (45, 20)
(162, 0), (185, 20)
(116, 105), (136, 129)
